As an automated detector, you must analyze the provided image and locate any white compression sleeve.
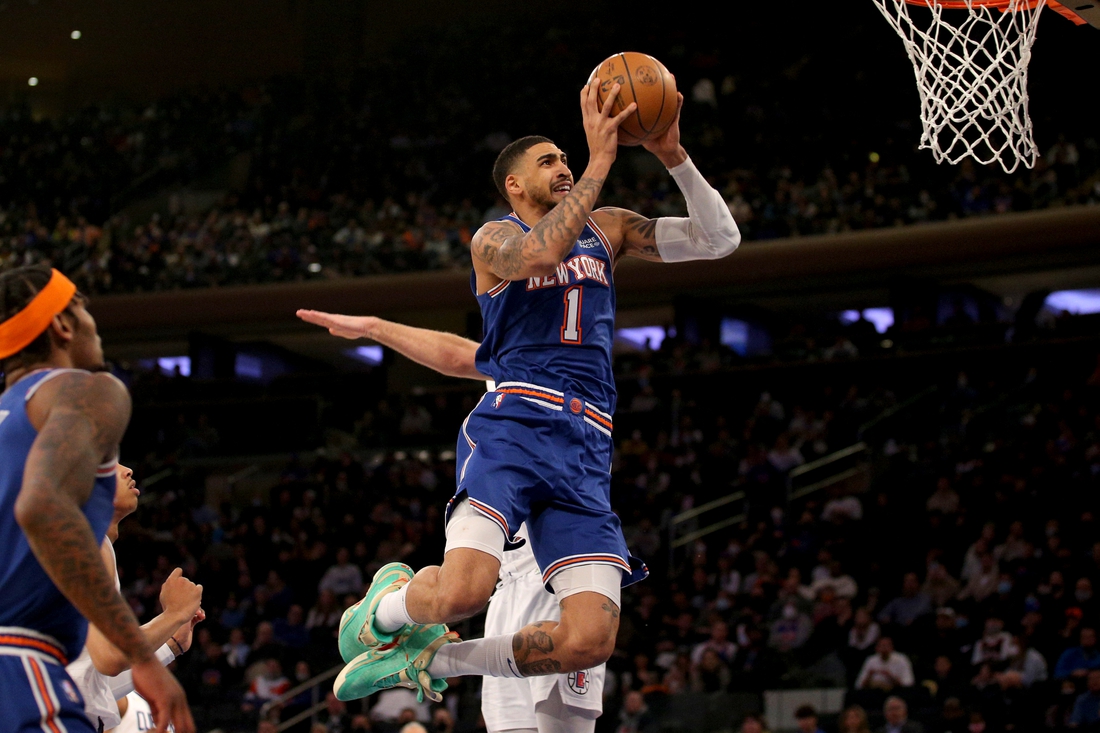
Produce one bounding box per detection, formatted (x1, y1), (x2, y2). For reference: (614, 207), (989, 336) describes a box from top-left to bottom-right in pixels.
(655, 156), (741, 263)
(106, 643), (176, 699)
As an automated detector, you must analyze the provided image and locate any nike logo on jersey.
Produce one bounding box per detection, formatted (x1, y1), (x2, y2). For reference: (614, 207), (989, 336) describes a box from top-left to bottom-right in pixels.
(526, 254), (609, 291)
(0, 410), (9, 426)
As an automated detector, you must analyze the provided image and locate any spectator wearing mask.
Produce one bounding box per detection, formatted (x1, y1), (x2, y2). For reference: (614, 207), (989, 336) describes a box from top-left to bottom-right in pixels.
(970, 617), (1018, 668)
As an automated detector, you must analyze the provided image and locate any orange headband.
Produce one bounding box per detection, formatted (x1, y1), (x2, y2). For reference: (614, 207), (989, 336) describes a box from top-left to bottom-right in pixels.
(0, 269), (78, 360)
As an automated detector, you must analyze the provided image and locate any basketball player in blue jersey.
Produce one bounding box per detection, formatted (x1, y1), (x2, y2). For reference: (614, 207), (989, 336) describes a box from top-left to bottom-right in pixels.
(0, 265), (193, 733)
(298, 76), (739, 704)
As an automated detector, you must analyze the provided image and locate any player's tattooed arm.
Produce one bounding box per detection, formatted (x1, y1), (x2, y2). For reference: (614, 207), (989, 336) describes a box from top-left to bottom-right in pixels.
(512, 621), (564, 676)
(472, 175), (607, 281)
(15, 373), (156, 665)
(594, 207), (663, 263)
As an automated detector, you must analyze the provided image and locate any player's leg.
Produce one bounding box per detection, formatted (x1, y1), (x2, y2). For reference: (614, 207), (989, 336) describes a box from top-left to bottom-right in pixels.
(534, 685), (598, 733)
(427, 565), (622, 679)
(373, 498), (503, 631)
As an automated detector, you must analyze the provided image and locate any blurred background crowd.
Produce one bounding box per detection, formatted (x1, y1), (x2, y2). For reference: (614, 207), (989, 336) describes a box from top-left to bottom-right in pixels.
(2, 2), (1099, 732)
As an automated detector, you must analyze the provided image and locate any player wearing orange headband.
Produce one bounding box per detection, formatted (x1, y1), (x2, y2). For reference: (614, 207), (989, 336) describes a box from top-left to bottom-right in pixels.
(0, 265), (193, 733)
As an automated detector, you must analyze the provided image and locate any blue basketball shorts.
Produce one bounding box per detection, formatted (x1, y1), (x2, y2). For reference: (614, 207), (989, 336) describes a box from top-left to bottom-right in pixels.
(0, 628), (95, 733)
(448, 381), (648, 590)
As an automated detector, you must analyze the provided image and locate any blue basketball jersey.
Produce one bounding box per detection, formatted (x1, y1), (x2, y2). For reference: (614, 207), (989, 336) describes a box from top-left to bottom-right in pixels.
(0, 369), (117, 662)
(474, 215), (618, 411)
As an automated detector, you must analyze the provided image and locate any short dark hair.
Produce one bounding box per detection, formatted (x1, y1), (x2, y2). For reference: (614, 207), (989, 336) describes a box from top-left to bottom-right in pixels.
(492, 135), (554, 201)
(795, 705), (817, 720)
(0, 265), (61, 376)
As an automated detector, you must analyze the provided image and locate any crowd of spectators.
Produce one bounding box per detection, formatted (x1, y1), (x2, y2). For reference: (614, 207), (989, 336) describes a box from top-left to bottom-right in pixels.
(3, 13), (1099, 294)
(101, 311), (1100, 731)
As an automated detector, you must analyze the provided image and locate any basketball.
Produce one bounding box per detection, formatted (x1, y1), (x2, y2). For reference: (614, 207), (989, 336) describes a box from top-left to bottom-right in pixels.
(590, 52), (678, 146)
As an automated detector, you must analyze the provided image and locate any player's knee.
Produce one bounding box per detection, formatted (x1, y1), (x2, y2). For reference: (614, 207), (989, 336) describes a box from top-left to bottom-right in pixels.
(560, 624), (616, 670)
(435, 582), (492, 622)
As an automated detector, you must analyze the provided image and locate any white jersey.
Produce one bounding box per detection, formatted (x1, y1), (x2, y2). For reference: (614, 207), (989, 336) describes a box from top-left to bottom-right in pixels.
(115, 692), (162, 733)
(482, 527), (605, 732)
(66, 542), (122, 730)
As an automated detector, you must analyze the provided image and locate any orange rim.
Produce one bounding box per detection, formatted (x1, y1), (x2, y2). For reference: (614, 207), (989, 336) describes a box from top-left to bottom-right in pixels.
(899, 0), (1085, 23)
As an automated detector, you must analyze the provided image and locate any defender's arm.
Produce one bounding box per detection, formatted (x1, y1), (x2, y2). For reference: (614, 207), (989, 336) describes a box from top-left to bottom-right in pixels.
(297, 310), (487, 380)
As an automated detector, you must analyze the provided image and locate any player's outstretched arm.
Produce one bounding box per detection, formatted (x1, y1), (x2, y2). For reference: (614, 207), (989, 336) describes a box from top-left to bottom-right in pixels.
(595, 92), (740, 264)
(15, 372), (194, 733)
(297, 309), (487, 380)
(471, 79), (636, 281)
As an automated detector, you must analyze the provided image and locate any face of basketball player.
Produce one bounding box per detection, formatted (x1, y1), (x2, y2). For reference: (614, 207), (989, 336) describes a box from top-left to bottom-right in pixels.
(520, 143), (573, 210)
(62, 295), (107, 372)
(114, 463), (140, 520)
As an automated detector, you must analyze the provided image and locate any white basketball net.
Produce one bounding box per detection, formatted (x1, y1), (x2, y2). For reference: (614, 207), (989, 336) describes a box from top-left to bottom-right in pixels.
(873, 0), (1046, 173)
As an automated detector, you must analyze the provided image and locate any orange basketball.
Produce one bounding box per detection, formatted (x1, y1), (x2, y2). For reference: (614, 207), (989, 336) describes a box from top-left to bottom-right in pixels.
(590, 52), (678, 146)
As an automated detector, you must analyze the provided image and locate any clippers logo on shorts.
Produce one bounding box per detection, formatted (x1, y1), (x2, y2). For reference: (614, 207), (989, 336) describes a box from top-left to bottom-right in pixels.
(567, 669), (591, 695)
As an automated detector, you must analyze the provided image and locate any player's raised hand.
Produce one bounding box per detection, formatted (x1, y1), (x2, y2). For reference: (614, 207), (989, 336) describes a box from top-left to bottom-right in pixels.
(132, 658), (194, 733)
(580, 77), (636, 165)
(159, 568), (202, 625)
(642, 91), (688, 168)
(297, 309), (377, 340)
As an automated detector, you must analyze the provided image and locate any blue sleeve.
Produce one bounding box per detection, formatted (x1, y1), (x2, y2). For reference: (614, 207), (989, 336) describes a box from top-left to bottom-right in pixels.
(1070, 694), (1088, 726)
(1056, 649), (1079, 680)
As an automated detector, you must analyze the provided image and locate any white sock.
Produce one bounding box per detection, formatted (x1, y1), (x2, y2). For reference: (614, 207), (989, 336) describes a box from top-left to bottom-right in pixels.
(374, 584), (415, 633)
(427, 634), (522, 679)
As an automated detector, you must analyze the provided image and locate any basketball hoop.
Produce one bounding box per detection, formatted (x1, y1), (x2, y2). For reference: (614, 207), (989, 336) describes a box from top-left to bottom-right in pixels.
(873, 0), (1087, 174)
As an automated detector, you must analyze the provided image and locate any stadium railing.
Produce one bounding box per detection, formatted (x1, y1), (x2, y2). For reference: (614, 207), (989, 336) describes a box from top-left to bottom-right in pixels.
(258, 662), (343, 731)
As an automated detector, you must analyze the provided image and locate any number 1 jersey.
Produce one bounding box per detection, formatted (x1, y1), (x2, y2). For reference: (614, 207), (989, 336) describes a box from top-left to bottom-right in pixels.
(473, 214), (618, 412)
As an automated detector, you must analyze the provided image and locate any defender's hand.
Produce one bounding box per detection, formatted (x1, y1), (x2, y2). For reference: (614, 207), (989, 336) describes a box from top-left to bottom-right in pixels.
(297, 309), (377, 340)
(132, 659), (194, 733)
(642, 92), (687, 168)
(581, 77), (636, 165)
(173, 607), (205, 654)
(159, 568), (202, 625)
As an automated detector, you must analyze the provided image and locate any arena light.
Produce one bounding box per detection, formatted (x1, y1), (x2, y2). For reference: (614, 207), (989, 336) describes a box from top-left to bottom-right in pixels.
(840, 308), (894, 333)
(720, 318), (749, 355)
(615, 326), (666, 351)
(70, 30), (81, 40)
(347, 345), (384, 365)
(234, 353), (263, 380)
(1045, 289), (1100, 315)
(156, 356), (191, 377)
(27, 77), (38, 87)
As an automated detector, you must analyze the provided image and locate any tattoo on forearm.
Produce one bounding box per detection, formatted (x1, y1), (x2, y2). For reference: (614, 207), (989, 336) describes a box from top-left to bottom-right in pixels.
(512, 621), (563, 676)
(19, 377), (147, 662)
(475, 177), (605, 279)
